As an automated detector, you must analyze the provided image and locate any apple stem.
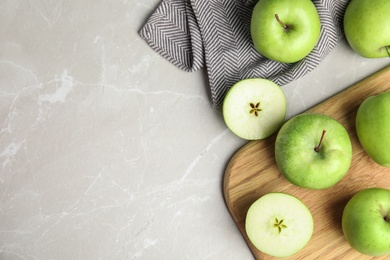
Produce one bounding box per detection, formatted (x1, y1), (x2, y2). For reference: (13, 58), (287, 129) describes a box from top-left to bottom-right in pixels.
(275, 14), (288, 30)
(314, 130), (327, 152)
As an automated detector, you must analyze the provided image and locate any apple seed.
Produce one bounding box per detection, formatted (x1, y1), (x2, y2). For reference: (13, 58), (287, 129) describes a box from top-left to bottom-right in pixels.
(273, 218), (287, 234)
(249, 102), (262, 117)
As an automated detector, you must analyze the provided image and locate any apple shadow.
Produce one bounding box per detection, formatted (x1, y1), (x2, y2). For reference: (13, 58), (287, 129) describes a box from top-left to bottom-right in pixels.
(261, 130), (278, 161)
(327, 195), (352, 236)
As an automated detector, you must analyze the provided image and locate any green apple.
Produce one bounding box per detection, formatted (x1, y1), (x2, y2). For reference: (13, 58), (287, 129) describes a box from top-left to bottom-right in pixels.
(245, 192), (313, 258)
(356, 92), (390, 167)
(251, 0), (321, 63)
(222, 78), (286, 140)
(275, 113), (352, 189)
(342, 188), (390, 256)
(344, 0), (390, 58)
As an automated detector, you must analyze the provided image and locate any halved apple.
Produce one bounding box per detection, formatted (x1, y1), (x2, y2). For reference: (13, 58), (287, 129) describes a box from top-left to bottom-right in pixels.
(245, 192), (314, 257)
(222, 78), (286, 140)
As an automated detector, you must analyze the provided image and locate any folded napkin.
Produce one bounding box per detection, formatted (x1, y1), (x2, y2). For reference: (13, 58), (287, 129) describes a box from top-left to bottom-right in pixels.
(139, 0), (349, 108)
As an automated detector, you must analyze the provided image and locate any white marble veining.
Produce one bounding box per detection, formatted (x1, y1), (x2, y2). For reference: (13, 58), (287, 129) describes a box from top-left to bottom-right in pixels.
(0, 0), (389, 259)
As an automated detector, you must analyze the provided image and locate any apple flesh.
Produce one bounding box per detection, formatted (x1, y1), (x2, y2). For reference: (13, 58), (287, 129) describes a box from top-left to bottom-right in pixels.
(275, 113), (352, 189)
(245, 192), (313, 258)
(251, 0), (321, 63)
(344, 0), (390, 58)
(356, 92), (390, 167)
(342, 188), (390, 256)
(222, 78), (286, 140)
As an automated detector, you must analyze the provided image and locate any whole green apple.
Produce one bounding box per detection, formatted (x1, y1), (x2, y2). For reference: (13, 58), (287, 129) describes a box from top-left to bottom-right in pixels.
(275, 113), (352, 189)
(222, 78), (286, 140)
(251, 0), (321, 63)
(356, 92), (390, 167)
(342, 188), (390, 256)
(245, 192), (313, 257)
(344, 0), (390, 58)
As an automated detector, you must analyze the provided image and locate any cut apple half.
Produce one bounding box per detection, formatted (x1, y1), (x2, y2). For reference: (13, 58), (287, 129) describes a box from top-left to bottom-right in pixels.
(245, 192), (314, 258)
(222, 78), (286, 140)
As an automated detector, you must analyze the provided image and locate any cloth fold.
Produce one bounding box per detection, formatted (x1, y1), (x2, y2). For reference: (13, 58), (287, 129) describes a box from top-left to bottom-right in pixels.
(139, 0), (349, 108)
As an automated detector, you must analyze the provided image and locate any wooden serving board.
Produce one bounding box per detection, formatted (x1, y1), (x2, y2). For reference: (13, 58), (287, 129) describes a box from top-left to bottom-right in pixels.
(224, 65), (390, 260)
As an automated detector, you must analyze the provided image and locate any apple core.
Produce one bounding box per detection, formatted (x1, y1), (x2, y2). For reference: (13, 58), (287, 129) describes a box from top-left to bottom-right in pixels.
(273, 218), (287, 233)
(249, 102), (262, 116)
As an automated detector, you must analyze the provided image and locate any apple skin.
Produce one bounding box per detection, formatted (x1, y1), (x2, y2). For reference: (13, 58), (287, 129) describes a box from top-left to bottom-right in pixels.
(251, 0), (321, 63)
(275, 113), (352, 189)
(356, 92), (390, 167)
(342, 188), (390, 256)
(245, 192), (313, 258)
(344, 0), (390, 58)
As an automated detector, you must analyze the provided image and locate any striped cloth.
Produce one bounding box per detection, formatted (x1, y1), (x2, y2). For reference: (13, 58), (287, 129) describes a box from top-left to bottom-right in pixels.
(139, 0), (349, 108)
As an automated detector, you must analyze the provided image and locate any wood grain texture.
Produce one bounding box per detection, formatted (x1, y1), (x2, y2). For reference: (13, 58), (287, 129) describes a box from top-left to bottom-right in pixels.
(224, 66), (390, 260)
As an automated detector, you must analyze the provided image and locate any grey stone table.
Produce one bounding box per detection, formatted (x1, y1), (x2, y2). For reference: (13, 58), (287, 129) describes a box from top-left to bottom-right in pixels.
(0, 0), (388, 259)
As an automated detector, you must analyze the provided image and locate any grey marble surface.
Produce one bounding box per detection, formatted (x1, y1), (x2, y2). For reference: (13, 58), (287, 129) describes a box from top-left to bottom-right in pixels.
(1, 0), (389, 259)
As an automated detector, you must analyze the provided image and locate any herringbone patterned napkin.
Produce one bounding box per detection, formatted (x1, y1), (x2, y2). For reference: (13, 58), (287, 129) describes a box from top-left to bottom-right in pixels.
(139, 0), (349, 108)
